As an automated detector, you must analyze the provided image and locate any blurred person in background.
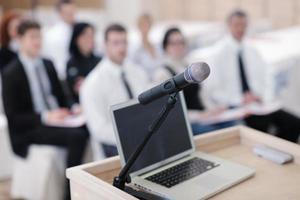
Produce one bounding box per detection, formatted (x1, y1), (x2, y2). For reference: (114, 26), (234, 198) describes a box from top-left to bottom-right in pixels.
(205, 9), (300, 142)
(0, 10), (22, 71)
(131, 14), (162, 80)
(154, 27), (240, 135)
(2, 20), (89, 200)
(43, 0), (76, 80)
(66, 22), (101, 103)
(80, 24), (149, 159)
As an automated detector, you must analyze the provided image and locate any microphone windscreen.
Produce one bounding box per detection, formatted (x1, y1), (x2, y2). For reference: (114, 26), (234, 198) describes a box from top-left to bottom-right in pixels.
(184, 62), (210, 83)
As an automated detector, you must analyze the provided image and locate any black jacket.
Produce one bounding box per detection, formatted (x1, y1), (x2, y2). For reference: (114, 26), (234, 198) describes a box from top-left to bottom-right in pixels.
(0, 47), (18, 72)
(66, 54), (101, 102)
(2, 57), (68, 157)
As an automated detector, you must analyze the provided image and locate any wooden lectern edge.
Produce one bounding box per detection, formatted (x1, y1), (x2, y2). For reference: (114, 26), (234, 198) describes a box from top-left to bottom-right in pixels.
(193, 125), (242, 153)
(67, 125), (300, 175)
(195, 125), (300, 164)
(66, 125), (300, 199)
(239, 126), (300, 164)
(67, 161), (138, 200)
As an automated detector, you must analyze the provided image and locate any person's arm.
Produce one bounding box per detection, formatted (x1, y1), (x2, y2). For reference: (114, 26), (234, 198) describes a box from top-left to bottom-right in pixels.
(66, 59), (85, 96)
(2, 67), (42, 130)
(80, 80), (116, 145)
(202, 59), (230, 107)
(152, 67), (172, 85)
(250, 47), (274, 103)
(193, 43), (233, 108)
(45, 59), (74, 108)
(187, 107), (227, 123)
(66, 60), (77, 94)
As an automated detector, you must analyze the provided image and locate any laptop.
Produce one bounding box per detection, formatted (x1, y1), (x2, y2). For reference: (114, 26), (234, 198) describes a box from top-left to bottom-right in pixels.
(110, 92), (255, 200)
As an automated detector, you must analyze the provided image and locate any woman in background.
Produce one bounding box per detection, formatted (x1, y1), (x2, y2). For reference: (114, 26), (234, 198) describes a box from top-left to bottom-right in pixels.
(154, 27), (240, 135)
(66, 22), (101, 103)
(131, 14), (162, 80)
(0, 10), (22, 71)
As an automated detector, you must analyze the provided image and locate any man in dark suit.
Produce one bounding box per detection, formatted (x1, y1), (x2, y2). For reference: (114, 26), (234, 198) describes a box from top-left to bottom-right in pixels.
(2, 20), (89, 200)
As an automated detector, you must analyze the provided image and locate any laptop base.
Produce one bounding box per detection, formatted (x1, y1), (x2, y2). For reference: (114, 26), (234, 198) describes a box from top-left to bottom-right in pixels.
(124, 185), (171, 200)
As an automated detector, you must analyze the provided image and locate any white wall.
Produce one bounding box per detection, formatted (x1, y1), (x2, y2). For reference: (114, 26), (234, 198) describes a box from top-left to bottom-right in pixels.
(105, 0), (142, 26)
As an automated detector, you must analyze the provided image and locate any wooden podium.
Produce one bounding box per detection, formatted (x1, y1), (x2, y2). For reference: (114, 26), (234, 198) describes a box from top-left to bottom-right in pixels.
(67, 126), (300, 200)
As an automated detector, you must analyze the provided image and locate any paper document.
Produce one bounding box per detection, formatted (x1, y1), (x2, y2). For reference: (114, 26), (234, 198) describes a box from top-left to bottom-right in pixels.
(47, 114), (86, 128)
(245, 102), (281, 116)
(197, 102), (281, 125)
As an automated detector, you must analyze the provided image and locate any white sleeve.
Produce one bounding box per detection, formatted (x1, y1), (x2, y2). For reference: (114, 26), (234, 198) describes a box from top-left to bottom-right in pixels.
(80, 81), (116, 145)
(202, 54), (230, 107)
(152, 68), (172, 85)
(130, 48), (140, 66)
(251, 48), (275, 103)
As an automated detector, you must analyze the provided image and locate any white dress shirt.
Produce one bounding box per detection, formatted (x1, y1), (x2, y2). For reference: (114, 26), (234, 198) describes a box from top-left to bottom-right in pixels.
(19, 53), (59, 114)
(131, 44), (163, 80)
(153, 56), (188, 84)
(42, 21), (73, 80)
(202, 35), (274, 106)
(80, 58), (150, 147)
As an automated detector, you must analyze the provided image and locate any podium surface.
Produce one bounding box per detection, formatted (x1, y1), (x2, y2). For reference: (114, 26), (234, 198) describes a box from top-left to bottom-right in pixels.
(67, 126), (300, 200)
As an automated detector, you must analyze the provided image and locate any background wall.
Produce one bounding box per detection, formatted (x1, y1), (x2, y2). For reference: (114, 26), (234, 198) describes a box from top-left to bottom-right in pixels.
(0, 0), (104, 9)
(141, 0), (300, 28)
(0, 0), (300, 28)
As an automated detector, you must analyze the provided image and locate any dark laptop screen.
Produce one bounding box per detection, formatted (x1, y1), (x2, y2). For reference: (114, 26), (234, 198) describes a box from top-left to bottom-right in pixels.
(112, 94), (193, 173)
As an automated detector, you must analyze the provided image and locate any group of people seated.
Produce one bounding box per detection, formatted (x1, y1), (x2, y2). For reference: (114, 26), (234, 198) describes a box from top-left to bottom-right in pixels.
(1, 0), (300, 199)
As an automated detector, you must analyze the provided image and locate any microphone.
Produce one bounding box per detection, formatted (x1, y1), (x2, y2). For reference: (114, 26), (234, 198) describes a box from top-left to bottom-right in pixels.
(138, 62), (210, 104)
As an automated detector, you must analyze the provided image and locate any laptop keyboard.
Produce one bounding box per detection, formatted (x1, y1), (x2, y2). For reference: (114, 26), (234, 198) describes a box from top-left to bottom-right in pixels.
(146, 157), (219, 188)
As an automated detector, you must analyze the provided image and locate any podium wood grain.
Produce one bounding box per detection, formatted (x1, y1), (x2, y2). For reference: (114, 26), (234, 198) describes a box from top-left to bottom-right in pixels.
(67, 126), (300, 200)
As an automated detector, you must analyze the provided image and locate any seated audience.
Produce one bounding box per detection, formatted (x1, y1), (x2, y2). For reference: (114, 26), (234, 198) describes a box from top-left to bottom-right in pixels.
(154, 27), (238, 135)
(2, 20), (89, 200)
(80, 24), (149, 158)
(131, 14), (162, 80)
(43, 0), (76, 80)
(205, 10), (300, 142)
(66, 22), (101, 103)
(0, 10), (22, 71)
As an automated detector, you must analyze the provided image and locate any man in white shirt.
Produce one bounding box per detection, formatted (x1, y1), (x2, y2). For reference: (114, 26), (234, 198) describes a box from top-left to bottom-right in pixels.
(43, 0), (76, 80)
(80, 24), (149, 159)
(205, 10), (300, 142)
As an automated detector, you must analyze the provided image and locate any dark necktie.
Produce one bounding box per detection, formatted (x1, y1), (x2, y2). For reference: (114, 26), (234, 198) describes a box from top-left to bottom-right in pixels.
(121, 71), (134, 99)
(238, 50), (250, 93)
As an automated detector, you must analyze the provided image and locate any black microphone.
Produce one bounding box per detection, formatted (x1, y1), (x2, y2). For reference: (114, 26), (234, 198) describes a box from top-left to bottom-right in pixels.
(138, 62), (210, 104)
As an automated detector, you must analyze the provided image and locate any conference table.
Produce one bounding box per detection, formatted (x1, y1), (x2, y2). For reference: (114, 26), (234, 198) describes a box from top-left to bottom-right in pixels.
(67, 126), (300, 200)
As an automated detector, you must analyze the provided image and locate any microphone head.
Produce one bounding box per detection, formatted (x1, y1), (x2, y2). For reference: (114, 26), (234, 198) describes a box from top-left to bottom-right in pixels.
(184, 62), (210, 83)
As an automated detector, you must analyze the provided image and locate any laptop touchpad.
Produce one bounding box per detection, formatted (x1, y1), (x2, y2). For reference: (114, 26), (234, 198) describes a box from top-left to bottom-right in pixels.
(194, 174), (229, 190)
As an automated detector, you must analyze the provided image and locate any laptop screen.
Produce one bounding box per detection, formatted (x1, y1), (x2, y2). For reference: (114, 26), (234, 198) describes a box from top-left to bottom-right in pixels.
(112, 93), (194, 175)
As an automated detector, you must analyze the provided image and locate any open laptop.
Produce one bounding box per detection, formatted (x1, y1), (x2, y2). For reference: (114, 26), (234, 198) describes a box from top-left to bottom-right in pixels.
(110, 92), (255, 200)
